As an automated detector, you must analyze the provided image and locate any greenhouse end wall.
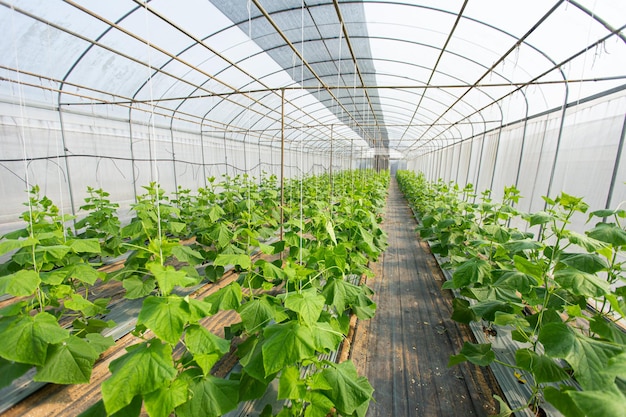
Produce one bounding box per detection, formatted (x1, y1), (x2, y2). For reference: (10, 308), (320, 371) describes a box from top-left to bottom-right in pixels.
(407, 88), (626, 234)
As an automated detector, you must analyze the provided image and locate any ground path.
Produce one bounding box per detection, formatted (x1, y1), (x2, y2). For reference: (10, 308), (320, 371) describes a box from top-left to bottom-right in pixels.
(351, 177), (502, 417)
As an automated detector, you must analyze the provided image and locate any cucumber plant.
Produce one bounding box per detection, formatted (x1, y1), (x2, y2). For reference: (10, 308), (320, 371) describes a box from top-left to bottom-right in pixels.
(397, 170), (626, 417)
(0, 186), (114, 387)
(0, 170), (388, 417)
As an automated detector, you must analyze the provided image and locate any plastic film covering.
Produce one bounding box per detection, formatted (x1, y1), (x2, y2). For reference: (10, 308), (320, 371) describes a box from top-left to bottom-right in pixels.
(0, 0), (625, 233)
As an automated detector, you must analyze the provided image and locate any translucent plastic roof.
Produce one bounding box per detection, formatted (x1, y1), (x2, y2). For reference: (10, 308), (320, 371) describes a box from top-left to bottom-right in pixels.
(1, 0), (625, 157)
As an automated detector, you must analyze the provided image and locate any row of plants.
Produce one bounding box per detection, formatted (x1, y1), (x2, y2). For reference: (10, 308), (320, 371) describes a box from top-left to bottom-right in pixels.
(396, 170), (626, 417)
(0, 169), (389, 417)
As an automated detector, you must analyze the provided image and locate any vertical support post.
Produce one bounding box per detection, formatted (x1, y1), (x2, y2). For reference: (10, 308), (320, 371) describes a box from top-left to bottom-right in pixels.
(605, 114), (626, 212)
(329, 124), (334, 206)
(57, 107), (77, 227)
(280, 88), (286, 244)
(465, 138), (474, 187)
(128, 107), (138, 203)
(200, 127), (207, 189)
(169, 128), (179, 194)
(474, 133), (487, 195)
(489, 129), (504, 192)
(545, 88), (570, 206)
(350, 138), (354, 188)
(514, 101), (530, 191)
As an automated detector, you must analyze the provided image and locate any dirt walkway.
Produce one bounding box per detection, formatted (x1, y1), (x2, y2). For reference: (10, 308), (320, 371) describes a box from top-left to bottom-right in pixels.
(351, 177), (502, 417)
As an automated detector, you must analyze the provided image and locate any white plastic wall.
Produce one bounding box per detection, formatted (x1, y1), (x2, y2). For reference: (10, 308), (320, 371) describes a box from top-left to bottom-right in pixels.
(0, 101), (339, 234)
(408, 88), (626, 234)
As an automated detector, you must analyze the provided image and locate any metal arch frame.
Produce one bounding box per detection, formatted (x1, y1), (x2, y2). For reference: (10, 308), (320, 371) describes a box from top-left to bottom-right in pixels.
(246, 28), (544, 149)
(249, 0), (378, 146)
(403, 0), (569, 152)
(2, 0), (625, 174)
(58, 0), (350, 167)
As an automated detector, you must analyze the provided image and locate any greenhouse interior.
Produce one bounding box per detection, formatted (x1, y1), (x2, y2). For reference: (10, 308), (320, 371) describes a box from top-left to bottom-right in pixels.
(1, 0), (625, 416)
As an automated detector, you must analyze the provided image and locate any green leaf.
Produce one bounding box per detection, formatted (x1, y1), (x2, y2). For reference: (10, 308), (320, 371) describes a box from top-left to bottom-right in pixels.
(169, 221), (186, 235)
(0, 269), (40, 296)
(451, 258), (491, 288)
(325, 220), (337, 246)
(325, 244), (348, 271)
(66, 263), (104, 285)
(204, 282), (242, 314)
(208, 223), (233, 249)
(568, 231), (610, 254)
(256, 259), (286, 281)
(204, 264), (225, 282)
(85, 333), (115, 354)
(451, 298), (476, 324)
(238, 337), (268, 381)
(284, 289), (325, 325)
(604, 352), (626, 379)
(567, 389), (626, 417)
(239, 297), (275, 333)
(448, 342), (495, 367)
(36, 244), (71, 259)
(171, 245), (204, 266)
(515, 349), (568, 383)
(589, 315), (626, 344)
(493, 312), (530, 328)
(65, 294), (108, 316)
(144, 378), (189, 417)
(176, 375), (239, 417)
(321, 361), (373, 415)
(123, 276), (156, 299)
(186, 297), (213, 322)
(137, 295), (190, 345)
(214, 253), (251, 270)
(484, 225), (511, 243)
(67, 238), (101, 254)
(495, 271), (538, 295)
(587, 222), (626, 247)
(0, 300), (27, 317)
(357, 226), (378, 255)
(492, 394), (513, 417)
(351, 291), (377, 319)
(0, 357), (32, 389)
(544, 386), (585, 417)
(470, 300), (515, 321)
(0, 239), (26, 256)
(278, 365), (305, 400)
(79, 396), (143, 417)
(311, 321), (343, 352)
(40, 269), (69, 285)
(207, 205), (225, 222)
(0, 312), (69, 365)
(539, 322), (624, 390)
(304, 391), (335, 417)
(185, 324), (230, 375)
(237, 371), (270, 401)
(73, 318), (114, 336)
(528, 211), (553, 226)
(503, 239), (543, 253)
(605, 293), (626, 319)
(258, 242), (275, 255)
(322, 277), (361, 312)
(589, 209), (621, 219)
(262, 321), (316, 376)
(553, 268), (609, 297)
(559, 252), (608, 273)
(148, 263), (194, 296)
(513, 255), (544, 282)
(102, 341), (177, 415)
(34, 335), (99, 384)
